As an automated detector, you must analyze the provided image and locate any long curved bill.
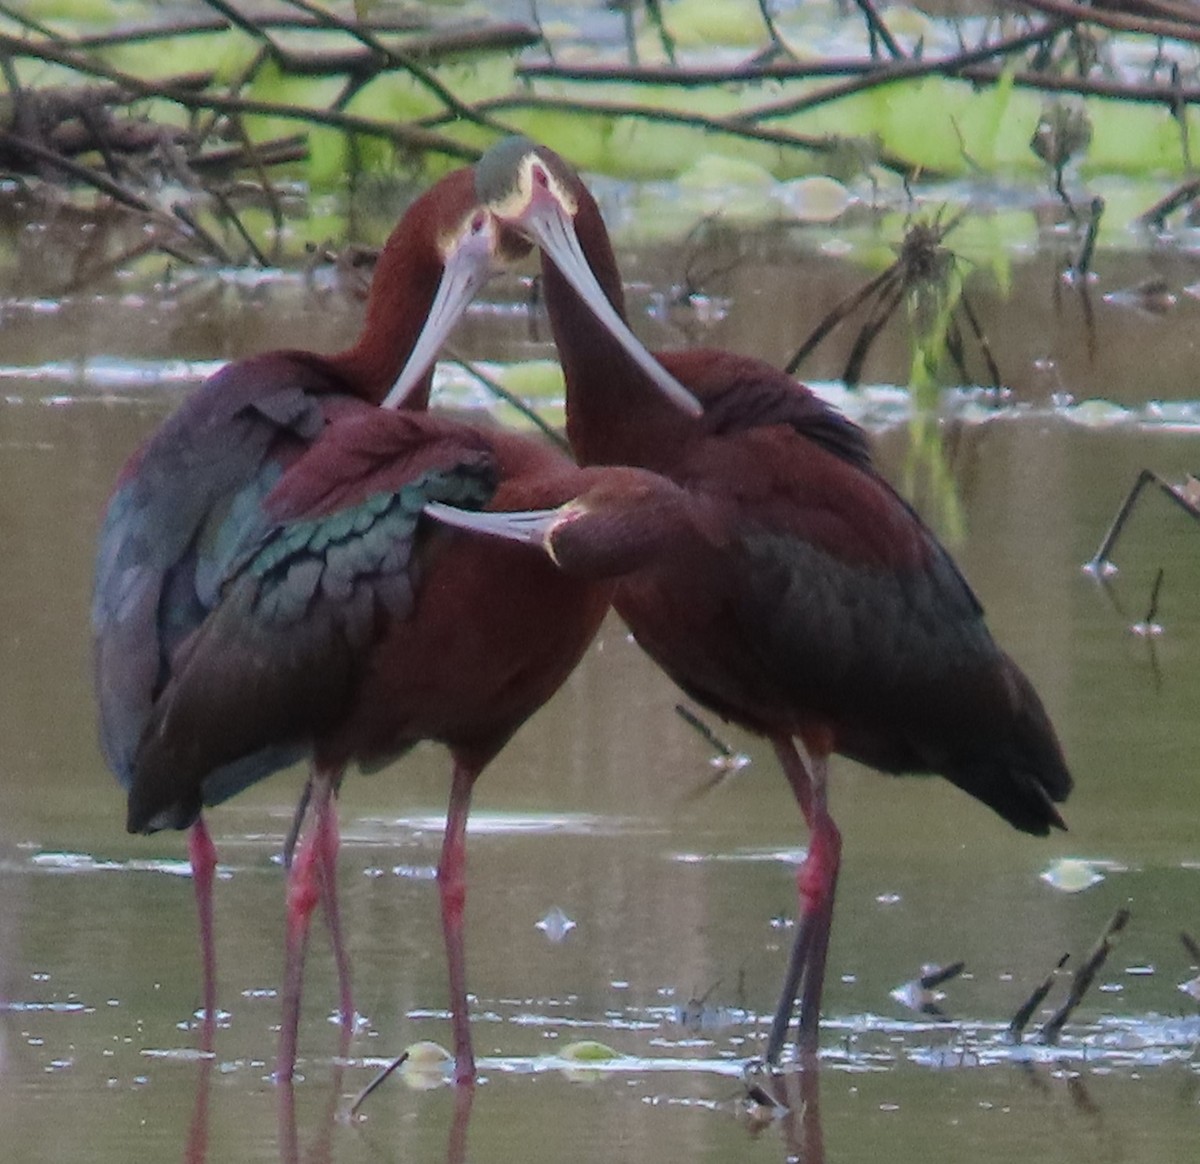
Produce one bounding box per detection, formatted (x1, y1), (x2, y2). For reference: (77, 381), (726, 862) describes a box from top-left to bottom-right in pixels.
(382, 220), (500, 410)
(424, 500), (561, 553)
(516, 199), (703, 418)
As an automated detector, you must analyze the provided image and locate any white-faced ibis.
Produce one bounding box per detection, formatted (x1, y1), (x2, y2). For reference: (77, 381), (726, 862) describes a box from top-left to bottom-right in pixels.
(417, 137), (1074, 1063)
(93, 162), (675, 1083)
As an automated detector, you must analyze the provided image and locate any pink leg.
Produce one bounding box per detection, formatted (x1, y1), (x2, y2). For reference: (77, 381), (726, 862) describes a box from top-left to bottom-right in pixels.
(183, 1054), (214, 1164)
(766, 738), (841, 1064)
(277, 770), (338, 1082)
(795, 763), (840, 1050)
(313, 790), (355, 1047)
(188, 817), (218, 1053)
(276, 1078), (298, 1164)
(437, 760), (479, 1087)
(447, 1079), (476, 1164)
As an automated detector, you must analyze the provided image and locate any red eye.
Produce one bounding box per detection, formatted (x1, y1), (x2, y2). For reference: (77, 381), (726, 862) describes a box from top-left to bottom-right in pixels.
(470, 212), (487, 234)
(532, 165), (549, 188)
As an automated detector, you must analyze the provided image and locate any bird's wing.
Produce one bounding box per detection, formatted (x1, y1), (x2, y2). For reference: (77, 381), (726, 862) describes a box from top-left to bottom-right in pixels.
(92, 355), (339, 789)
(662, 349), (875, 469)
(659, 348), (984, 617)
(126, 413), (497, 833)
(659, 417), (992, 722)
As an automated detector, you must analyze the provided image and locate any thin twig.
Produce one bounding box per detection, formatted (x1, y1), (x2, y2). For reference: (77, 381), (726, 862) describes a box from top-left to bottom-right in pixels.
(519, 23), (1060, 85)
(956, 290), (1003, 392)
(0, 31), (481, 162)
(737, 25), (1068, 123)
(444, 350), (570, 453)
(425, 92), (927, 178)
(0, 126), (159, 213)
(216, 120), (292, 237)
(347, 1051), (409, 1117)
(754, 0), (796, 62)
(644, 0), (678, 66)
(204, 0), (279, 47)
(211, 188), (270, 266)
(171, 202), (232, 264)
(277, 0), (521, 136)
(1019, 0), (1200, 47)
(1144, 567), (1166, 626)
(1138, 177), (1200, 227)
(94, 37), (540, 84)
(0, 1), (63, 39)
(784, 266), (898, 375)
(190, 135), (308, 174)
(674, 704), (736, 759)
(844, 278), (906, 387)
(191, 42), (268, 144)
(852, 0), (906, 61)
(1069, 196), (1104, 280)
(70, 12), (429, 48)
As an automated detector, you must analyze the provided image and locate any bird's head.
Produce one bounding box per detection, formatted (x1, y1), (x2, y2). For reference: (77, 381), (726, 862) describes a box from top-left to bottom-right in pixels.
(475, 137), (703, 418)
(381, 166), (531, 409)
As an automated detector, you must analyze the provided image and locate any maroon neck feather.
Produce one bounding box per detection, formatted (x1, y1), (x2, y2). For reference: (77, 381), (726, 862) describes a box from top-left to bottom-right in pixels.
(328, 168), (478, 408)
(543, 178), (696, 468)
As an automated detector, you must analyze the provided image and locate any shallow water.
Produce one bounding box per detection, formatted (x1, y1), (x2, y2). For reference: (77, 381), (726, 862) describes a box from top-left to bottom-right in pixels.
(3, 180), (1200, 1162)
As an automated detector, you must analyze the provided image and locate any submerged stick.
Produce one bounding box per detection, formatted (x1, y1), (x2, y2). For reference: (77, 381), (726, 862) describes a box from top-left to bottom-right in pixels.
(1143, 567), (1166, 627)
(1139, 177), (1200, 228)
(1069, 197), (1105, 282)
(675, 704), (737, 760)
(920, 961), (966, 990)
(1008, 952), (1070, 1041)
(348, 1051), (409, 1118)
(783, 265), (896, 375)
(1038, 908), (1130, 1044)
(956, 289), (1003, 394)
(1085, 469), (1200, 575)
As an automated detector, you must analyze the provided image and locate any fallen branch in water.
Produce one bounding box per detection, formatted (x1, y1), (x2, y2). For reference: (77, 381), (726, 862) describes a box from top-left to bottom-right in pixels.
(1039, 908), (1131, 1044)
(5, 0), (1200, 277)
(1008, 952), (1070, 1042)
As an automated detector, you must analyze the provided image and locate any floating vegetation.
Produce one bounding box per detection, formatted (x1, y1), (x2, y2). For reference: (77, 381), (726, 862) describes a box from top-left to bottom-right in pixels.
(1040, 857), (1106, 894)
(559, 1039), (620, 1062)
(535, 905), (577, 944)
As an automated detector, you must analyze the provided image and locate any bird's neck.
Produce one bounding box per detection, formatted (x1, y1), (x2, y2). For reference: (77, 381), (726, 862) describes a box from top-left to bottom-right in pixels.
(326, 237), (440, 409)
(544, 206), (689, 469)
